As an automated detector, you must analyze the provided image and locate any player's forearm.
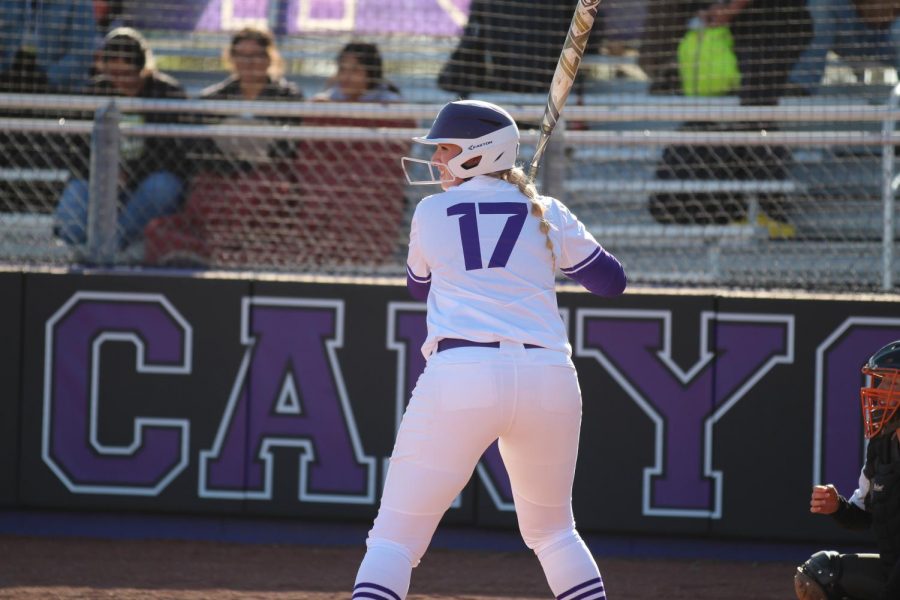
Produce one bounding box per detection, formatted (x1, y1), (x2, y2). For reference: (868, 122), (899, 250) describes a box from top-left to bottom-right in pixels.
(831, 495), (872, 530)
(561, 245), (626, 297)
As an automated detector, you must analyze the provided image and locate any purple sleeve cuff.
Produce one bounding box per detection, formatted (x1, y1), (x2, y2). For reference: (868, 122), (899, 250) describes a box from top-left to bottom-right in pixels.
(560, 246), (626, 297)
(406, 265), (431, 301)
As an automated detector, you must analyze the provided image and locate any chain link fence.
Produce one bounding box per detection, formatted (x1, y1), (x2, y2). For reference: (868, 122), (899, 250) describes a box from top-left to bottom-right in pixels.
(1, 0), (900, 292)
(559, 99), (900, 292)
(0, 93), (898, 292)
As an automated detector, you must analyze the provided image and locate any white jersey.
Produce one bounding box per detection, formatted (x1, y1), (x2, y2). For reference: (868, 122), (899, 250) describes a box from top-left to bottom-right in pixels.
(848, 467), (871, 510)
(406, 175), (604, 358)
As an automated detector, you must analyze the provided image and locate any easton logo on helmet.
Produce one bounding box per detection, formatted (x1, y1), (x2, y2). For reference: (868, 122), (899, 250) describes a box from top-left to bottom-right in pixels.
(468, 140), (493, 150)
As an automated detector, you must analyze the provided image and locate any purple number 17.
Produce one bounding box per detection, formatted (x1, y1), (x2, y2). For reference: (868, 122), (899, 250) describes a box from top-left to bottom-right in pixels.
(446, 202), (528, 271)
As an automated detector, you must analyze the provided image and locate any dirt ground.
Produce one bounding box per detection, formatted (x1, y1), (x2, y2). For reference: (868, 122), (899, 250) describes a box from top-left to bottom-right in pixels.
(0, 536), (799, 599)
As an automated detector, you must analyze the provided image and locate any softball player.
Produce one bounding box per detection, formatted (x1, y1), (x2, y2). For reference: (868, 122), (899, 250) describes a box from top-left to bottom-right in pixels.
(352, 100), (625, 600)
(795, 340), (900, 600)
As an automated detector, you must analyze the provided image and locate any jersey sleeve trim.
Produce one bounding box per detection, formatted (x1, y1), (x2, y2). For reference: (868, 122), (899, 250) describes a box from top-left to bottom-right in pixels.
(406, 264), (431, 283)
(560, 246), (602, 275)
(406, 264), (431, 301)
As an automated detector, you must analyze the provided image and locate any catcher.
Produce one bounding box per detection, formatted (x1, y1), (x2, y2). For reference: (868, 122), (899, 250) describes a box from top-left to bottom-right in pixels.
(795, 340), (900, 600)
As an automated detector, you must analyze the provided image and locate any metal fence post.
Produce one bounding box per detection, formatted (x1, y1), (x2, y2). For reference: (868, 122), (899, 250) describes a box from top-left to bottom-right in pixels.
(882, 86), (900, 291)
(541, 117), (567, 203)
(86, 100), (121, 265)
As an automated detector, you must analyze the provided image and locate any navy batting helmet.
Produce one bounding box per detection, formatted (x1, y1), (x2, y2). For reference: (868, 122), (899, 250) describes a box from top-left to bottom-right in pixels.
(412, 100), (520, 180)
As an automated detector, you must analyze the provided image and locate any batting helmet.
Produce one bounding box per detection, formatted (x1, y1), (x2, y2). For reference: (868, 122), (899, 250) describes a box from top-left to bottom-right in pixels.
(407, 100), (520, 182)
(861, 339), (900, 439)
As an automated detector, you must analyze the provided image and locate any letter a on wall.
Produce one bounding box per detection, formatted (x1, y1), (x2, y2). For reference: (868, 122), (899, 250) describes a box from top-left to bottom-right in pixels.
(199, 296), (375, 504)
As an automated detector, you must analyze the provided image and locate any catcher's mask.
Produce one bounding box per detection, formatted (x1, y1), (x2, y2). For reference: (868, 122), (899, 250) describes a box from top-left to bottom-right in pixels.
(861, 339), (900, 439)
(401, 99), (520, 185)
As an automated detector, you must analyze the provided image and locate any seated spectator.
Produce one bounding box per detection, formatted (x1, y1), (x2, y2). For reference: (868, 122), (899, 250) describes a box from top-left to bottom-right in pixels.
(641, 0), (812, 103)
(0, 0), (97, 94)
(600, 0), (648, 57)
(312, 41), (401, 102)
(436, 0), (603, 97)
(639, 1), (705, 95)
(647, 1), (812, 238)
(201, 26), (300, 103)
(53, 27), (188, 249)
(196, 26), (303, 166)
(708, 0), (812, 105)
(790, 0), (900, 95)
(144, 40), (410, 270)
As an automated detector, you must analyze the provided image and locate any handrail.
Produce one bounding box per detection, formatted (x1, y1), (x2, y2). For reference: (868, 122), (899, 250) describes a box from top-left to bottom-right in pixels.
(0, 168), (70, 182)
(0, 118), (94, 134)
(590, 224), (767, 239)
(567, 179), (802, 194)
(0, 93), (898, 124)
(2, 116), (895, 148)
(562, 130), (894, 147)
(0, 94), (455, 119)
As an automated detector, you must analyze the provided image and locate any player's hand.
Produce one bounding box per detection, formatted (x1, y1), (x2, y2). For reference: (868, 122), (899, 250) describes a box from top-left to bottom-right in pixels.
(810, 484), (840, 515)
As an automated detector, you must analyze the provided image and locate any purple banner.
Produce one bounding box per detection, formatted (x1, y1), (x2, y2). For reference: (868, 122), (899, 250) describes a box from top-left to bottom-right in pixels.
(25, 275), (900, 544)
(133, 0), (471, 35)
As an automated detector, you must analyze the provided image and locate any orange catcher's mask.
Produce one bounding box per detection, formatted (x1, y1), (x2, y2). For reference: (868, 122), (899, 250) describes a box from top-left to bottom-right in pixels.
(860, 340), (900, 439)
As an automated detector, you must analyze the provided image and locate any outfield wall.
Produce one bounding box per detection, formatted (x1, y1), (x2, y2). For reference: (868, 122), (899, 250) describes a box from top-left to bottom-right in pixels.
(2, 271), (898, 546)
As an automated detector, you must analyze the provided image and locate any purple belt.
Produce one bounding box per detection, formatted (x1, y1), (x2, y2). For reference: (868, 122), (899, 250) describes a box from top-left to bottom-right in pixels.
(437, 338), (543, 352)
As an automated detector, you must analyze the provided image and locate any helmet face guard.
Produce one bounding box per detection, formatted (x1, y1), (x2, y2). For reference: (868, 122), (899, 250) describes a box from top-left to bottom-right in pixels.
(860, 340), (900, 439)
(402, 100), (520, 185)
(400, 156), (456, 186)
(861, 367), (900, 439)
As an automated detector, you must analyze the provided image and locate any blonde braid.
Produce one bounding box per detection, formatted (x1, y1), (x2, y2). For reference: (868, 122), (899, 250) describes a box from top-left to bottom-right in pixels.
(499, 167), (557, 269)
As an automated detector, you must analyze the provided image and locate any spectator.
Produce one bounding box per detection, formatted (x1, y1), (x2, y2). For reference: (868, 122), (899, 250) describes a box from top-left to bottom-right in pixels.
(145, 39), (411, 269)
(790, 0), (900, 95)
(201, 27), (300, 103)
(295, 42), (410, 267)
(702, 0), (813, 105)
(0, 0), (98, 93)
(53, 27), (188, 249)
(197, 26), (303, 165)
(648, 1), (812, 238)
(639, 2), (707, 94)
(641, 1), (812, 103)
(600, 0), (649, 57)
(436, 0), (603, 97)
(313, 41), (401, 102)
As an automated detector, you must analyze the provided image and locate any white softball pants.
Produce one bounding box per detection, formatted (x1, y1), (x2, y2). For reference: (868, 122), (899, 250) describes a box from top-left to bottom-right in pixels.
(353, 342), (606, 600)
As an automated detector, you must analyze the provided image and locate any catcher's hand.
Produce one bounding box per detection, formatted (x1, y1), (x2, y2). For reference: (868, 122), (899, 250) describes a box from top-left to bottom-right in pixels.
(809, 484), (839, 515)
